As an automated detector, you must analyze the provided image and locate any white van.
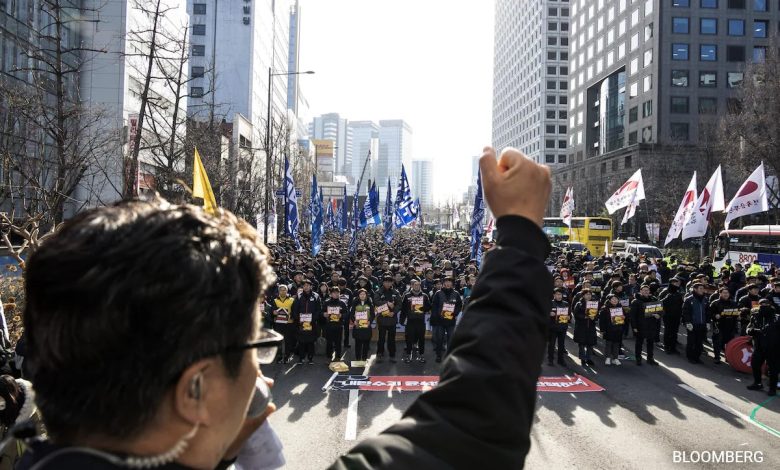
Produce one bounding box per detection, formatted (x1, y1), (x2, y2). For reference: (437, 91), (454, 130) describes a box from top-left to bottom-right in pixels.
(611, 239), (663, 259)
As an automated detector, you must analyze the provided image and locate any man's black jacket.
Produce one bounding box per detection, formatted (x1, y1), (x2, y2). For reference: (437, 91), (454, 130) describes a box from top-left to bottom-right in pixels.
(329, 215), (552, 469)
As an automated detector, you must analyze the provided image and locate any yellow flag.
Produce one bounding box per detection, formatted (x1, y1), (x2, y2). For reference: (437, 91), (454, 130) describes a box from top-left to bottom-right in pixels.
(192, 148), (217, 214)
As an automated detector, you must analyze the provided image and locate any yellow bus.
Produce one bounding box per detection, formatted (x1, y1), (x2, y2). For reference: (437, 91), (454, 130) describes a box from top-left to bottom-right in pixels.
(568, 217), (613, 257)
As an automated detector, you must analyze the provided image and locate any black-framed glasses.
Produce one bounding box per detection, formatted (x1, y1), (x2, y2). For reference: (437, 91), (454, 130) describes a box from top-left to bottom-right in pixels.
(226, 328), (284, 364)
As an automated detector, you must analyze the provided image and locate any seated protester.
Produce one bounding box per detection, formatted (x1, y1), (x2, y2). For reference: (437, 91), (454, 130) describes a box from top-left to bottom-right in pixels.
(323, 287), (349, 363)
(272, 285), (296, 364)
(738, 284), (763, 337)
(549, 288), (570, 366)
(599, 294), (625, 365)
(630, 284), (663, 366)
(292, 279), (321, 364)
(573, 289), (598, 367)
(350, 289), (375, 362)
(710, 287), (740, 365)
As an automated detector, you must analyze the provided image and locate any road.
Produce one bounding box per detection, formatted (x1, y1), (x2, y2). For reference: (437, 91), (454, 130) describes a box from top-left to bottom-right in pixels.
(261, 331), (780, 469)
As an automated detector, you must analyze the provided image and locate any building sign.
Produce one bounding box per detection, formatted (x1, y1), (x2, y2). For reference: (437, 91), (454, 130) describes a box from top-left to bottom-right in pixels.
(312, 139), (335, 158)
(243, 0), (251, 25)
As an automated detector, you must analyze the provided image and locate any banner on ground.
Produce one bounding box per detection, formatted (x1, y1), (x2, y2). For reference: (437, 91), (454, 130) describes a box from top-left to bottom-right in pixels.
(536, 375), (604, 393)
(327, 374), (604, 393)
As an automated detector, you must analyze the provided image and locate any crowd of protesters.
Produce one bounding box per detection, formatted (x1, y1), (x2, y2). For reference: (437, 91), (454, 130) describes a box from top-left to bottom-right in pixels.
(263, 226), (779, 397)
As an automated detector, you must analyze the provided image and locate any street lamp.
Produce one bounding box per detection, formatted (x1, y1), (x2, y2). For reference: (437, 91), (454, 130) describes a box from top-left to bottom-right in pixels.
(264, 68), (314, 244)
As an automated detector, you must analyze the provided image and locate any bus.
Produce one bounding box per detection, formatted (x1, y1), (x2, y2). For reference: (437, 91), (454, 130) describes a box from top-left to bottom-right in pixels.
(714, 225), (780, 270)
(543, 217), (613, 257)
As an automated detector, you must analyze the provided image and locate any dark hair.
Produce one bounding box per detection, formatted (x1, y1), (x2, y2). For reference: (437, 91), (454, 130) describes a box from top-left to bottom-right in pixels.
(0, 375), (22, 427)
(24, 200), (274, 443)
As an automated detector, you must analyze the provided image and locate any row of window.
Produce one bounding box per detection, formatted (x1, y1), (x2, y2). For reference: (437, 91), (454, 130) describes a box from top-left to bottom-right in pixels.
(559, 155), (634, 182)
(545, 154), (568, 164)
(546, 124), (569, 135)
(193, 3), (207, 15)
(672, 43), (767, 62)
(671, 70), (744, 88)
(673, 0), (768, 10)
(672, 17), (768, 37)
(548, 7), (571, 17)
(546, 139), (568, 149)
(627, 100), (655, 123)
(669, 96), (721, 114)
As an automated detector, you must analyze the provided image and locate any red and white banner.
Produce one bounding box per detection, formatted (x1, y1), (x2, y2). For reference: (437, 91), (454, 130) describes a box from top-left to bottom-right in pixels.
(664, 172), (697, 246)
(536, 375), (604, 393)
(560, 187), (574, 227)
(682, 166), (725, 240)
(606, 169), (644, 214)
(725, 163), (769, 229)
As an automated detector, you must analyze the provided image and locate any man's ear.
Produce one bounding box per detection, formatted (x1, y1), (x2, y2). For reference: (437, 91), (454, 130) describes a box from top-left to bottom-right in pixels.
(173, 359), (217, 427)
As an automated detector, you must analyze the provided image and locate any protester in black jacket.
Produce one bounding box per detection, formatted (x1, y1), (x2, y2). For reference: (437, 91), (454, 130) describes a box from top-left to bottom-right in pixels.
(573, 290), (598, 366)
(682, 283), (709, 364)
(400, 280), (432, 363)
(430, 277), (463, 363)
(323, 287), (350, 362)
(658, 277), (684, 354)
(350, 290), (375, 362)
(630, 284), (662, 366)
(738, 285), (762, 336)
(373, 277), (401, 362)
(710, 287), (740, 364)
(292, 279), (322, 364)
(600, 294), (625, 365)
(549, 288), (570, 366)
(746, 299), (778, 394)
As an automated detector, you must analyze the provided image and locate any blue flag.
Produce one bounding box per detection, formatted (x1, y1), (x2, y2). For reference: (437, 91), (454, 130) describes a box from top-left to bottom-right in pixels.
(284, 156), (301, 250)
(340, 186), (348, 234)
(470, 169), (485, 266)
(310, 175), (322, 256)
(349, 193), (359, 254)
(319, 187), (325, 237)
(326, 199), (335, 232)
(360, 181), (382, 227)
(394, 164), (419, 228)
(384, 178), (394, 244)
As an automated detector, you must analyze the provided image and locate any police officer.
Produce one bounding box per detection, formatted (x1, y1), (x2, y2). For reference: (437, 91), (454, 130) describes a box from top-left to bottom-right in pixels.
(630, 284), (662, 366)
(682, 282), (709, 364)
(323, 286), (350, 362)
(374, 276), (401, 362)
(746, 298), (778, 395)
(709, 287), (739, 365)
(549, 287), (570, 366)
(400, 279), (432, 363)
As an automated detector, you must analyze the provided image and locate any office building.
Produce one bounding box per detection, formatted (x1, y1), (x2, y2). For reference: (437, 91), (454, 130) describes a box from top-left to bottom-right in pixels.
(309, 113), (353, 177)
(553, 0), (778, 216)
(348, 121), (380, 190)
(492, 0), (570, 166)
(412, 160), (434, 210)
(377, 119), (413, 199)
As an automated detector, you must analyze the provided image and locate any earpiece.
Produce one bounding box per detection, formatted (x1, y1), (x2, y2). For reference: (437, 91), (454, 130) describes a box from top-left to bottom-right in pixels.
(189, 374), (202, 400)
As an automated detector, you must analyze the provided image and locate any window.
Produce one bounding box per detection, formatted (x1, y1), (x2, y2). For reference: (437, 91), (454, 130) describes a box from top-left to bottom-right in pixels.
(193, 3), (207, 14)
(645, 23), (654, 41)
(559, 96), (568, 105)
(545, 154), (555, 164)
(701, 0), (718, 7)
(672, 70), (689, 87)
(559, 125), (567, 134)
(561, 37), (569, 46)
(612, 160), (619, 172)
(671, 96), (689, 113)
(561, 52), (569, 60)
(191, 66), (204, 78)
(548, 22), (558, 31)
(754, 46), (767, 62)
(644, 75), (653, 92)
(644, 49), (653, 67)
(549, 7), (557, 16)
(727, 0), (745, 7)
(727, 45), (745, 61)
(548, 51), (557, 60)
(560, 66), (568, 75)
(191, 87), (204, 97)
(546, 139), (555, 149)
(700, 44), (717, 61)
(673, 0), (690, 5)
(672, 43), (689, 60)
(727, 71), (744, 87)
(671, 123), (690, 140)
(548, 37), (558, 46)
(192, 24), (206, 35)
(548, 66), (557, 75)
(547, 110), (557, 119)
(753, 0), (767, 11)
(728, 19), (745, 35)
(629, 106), (639, 123)
(754, 20), (768, 38)
(700, 18), (717, 35)
(629, 131), (638, 144)
(630, 82), (639, 97)
(601, 162), (607, 175)
(559, 110), (568, 119)
(558, 140), (567, 149)
(558, 155), (567, 164)
(673, 17), (690, 34)
(559, 81), (568, 90)
(643, 100), (653, 117)
(547, 80), (556, 90)
(561, 22), (569, 32)
(700, 71), (717, 87)
(547, 95), (557, 104)
(727, 98), (743, 113)
(699, 97), (717, 114)
(546, 125), (556, 134)
(192, 45), (205, 56)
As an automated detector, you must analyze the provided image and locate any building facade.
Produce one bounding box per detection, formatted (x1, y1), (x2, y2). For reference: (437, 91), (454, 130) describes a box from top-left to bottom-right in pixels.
(411, 160), (434, 210)
(377, 119), (413, 200)
(492, 0), (570, 166)
(347, 120), (379, 190)
(309, 112), (353, 177)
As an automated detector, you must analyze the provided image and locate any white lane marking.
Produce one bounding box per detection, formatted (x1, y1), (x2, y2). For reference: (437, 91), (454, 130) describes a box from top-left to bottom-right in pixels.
(678, 384), (779, 438)
(322, 371), (338, 392)
(344, 354), (375, 441)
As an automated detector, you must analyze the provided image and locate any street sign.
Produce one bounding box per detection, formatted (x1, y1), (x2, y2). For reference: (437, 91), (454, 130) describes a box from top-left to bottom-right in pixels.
(275, 188), (302, 197)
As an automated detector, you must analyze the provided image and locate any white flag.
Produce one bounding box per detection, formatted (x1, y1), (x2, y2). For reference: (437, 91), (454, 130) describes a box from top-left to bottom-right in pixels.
(621, 196), (639, 225)
(604, 239), (609, 256)
(663, 172), (698, 246)
(682, 166), (725, 240)
(606, 169), (645, 214)
(452, 206), (460, 226)
(485, 217), (495, 240)
(560, 187), (574, 227)
(724, 163), (769, 229)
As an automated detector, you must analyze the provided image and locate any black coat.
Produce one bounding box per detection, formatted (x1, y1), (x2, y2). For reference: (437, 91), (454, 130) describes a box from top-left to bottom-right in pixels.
(431, 288), (463, 326)
(330, 215), (552, 469)
(549, 299), (570, 333)
(573, 300), (598, 345)
(599, 305), (626, 343)
(292, 292), (322, 342)
(630, 295), (662, 341)
(400, 291), (432, 324)
(323, 298), (350, 331)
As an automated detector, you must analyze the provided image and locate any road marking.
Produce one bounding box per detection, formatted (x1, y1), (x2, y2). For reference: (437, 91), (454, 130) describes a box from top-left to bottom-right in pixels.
(749, 397), (780, 438)
(344, 354), (375, 441)
(679, 384), (780, 438)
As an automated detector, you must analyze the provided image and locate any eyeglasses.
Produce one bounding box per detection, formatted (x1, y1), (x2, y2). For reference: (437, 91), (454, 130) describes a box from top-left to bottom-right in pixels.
(226, 328), (284, 364)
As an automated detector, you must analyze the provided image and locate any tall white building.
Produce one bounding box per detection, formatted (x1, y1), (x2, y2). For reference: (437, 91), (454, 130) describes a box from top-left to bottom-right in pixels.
(411, 160), (433, 210)
(309, 113), (353, 177)
(492, 0), (570, 166)
(377, 119), (413, 200)
(187, 0), (293, 147)
(347, 121), (379, 190)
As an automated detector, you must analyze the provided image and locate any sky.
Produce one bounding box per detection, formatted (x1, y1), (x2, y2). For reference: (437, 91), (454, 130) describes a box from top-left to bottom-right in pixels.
(299, 0), (494, 205)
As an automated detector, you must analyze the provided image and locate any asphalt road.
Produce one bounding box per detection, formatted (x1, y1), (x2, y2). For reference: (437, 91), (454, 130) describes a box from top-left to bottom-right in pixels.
(261, 330), (780, 469)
